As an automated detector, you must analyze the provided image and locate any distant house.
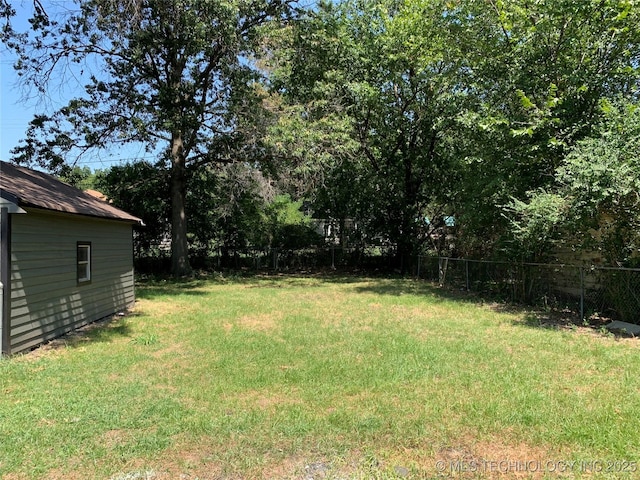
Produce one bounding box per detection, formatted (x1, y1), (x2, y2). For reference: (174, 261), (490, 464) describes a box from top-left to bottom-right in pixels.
(0, 161), (143, 355)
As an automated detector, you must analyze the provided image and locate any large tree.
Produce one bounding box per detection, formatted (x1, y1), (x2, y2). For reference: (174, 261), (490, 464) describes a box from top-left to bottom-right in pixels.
(9, 0), (296, 276)
(271, 0), (471, 269)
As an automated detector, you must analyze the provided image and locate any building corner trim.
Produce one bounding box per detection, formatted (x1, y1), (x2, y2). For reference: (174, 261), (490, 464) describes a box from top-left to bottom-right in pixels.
(1, 207), (11, 356)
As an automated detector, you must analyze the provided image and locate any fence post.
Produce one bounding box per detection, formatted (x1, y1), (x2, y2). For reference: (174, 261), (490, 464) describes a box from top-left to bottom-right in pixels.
(580, 266), (585, 321)
(465, 259), (470, 291)
(439, 257), (448, 286)
(331, 246), (335, 270)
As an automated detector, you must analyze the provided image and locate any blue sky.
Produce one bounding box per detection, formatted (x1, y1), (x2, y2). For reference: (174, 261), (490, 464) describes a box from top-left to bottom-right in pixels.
(1, 47), (147, 170)
(1, 0), (318, 171)
(1, 16), (30, 163)
(1, 2), (156, 170)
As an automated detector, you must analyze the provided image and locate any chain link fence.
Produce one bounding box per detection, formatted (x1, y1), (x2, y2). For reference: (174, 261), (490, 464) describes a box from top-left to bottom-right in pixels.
(136, 245), (398, 273)
(136, 247), (640, 323)
(213, 246), (397, 271)
(417, 256), (640, 323)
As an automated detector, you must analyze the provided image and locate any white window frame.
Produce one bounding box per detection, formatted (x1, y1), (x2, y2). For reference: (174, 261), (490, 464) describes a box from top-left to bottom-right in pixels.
(77, 242), (92, 284)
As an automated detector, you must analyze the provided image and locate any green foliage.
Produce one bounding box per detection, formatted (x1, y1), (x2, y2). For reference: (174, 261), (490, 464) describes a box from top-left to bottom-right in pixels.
(6, 0), (640, 267)
(209, 163), (272, 255)
(95, 162), (171, 258)
(508, 99), (640, 265)
(95, 161), (320, 262)
(270, 0), (468, 267)
(452, 0), (640, 256)
(57, 165), (97, 189)
(265, 194), (321, 249)
(8, 0), (299, 275)
(269, 0), (640, 262)
(506, 191), (567, 260)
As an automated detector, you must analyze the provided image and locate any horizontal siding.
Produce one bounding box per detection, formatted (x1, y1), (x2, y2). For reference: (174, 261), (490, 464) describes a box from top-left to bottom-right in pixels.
(10, 280), (135, 328)
(10, 272), (133, 309)
(9, 210), (136, 354)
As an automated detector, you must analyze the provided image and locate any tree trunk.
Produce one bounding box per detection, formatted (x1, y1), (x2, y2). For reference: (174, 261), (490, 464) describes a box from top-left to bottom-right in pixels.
(395, 221), (414, 274)
(170, 131), (192, 277)
(395, 153), (418, 274)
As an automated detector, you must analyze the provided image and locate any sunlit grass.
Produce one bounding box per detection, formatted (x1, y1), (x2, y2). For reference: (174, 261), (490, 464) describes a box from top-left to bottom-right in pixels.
(1, 274), (639, 479)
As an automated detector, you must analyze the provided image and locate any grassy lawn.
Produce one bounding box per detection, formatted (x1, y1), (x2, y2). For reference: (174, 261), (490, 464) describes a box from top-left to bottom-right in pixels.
(1, 274), (640, 479)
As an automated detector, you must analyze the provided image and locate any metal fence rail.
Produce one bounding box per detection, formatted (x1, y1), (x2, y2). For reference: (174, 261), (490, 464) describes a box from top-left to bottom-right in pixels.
(417, 256), (640, 323)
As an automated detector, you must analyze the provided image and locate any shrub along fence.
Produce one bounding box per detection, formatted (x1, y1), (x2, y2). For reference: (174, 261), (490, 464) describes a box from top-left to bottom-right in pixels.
(417, 256), (640, 324)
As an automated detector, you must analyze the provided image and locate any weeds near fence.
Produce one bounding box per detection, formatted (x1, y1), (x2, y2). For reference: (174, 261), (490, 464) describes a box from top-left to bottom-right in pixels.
(418, 256), (640, 324)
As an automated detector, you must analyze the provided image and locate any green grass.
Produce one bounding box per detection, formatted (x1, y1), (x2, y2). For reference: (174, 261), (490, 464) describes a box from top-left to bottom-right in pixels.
(2, 274), (640, 479)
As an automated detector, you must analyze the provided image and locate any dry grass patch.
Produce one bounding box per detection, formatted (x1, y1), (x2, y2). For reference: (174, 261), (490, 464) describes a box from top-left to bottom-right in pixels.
(149, 342), (189, 359)
(135, 438), (225, 480)
(236, 311), (284, 332)
(3, 274), (640, 480)
(100, 429), (134, 450)
(225, 387), (304, 412)
(134, 297), (196, 319)
(373, 432), (564, 479)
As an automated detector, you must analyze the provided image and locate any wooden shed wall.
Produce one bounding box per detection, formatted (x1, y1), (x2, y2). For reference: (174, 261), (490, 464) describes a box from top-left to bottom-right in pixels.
(9, 209), (135, 353)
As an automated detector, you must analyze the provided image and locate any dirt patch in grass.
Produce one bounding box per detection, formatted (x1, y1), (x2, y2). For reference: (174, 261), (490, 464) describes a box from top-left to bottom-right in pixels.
(143, 443), (366, 480)
(5, 434), (581, 479)
(0, 473), (29, 480)
(150, 441), (225, 480)
(12, 315), (129, 361)
(259, 453), (366, 480)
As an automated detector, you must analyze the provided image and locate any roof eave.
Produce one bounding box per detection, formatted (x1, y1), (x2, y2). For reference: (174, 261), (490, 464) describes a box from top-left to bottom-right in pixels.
(0, 191), (27, 214)
(21, 205), (144, 225)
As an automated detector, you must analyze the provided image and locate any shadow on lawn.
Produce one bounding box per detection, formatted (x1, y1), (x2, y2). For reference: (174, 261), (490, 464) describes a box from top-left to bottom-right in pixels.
(137, 269), (488, 304)
(516, 309), (616, 335)
(136, 277), (212, 299)
(134, 270), (629, 338)
(26, 314), (136, 356)
(347, 274), (493, 306)
(334, 273), (624, 337)
(135, 269), (365, 298)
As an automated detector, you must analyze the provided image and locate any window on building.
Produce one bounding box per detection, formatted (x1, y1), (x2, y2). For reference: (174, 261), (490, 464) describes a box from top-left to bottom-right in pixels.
(77, 242), (91, 283)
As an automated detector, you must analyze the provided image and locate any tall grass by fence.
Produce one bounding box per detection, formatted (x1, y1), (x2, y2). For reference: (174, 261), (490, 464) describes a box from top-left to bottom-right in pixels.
(136, 248), (640, 324)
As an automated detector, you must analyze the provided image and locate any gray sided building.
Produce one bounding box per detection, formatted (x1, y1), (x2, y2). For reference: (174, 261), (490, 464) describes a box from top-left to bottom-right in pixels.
(0, 161), (143, 355)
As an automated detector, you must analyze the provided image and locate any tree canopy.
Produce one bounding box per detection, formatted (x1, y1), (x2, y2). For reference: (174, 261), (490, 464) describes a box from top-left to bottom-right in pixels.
(6, 0), (640, 272)
(269, 0), (640, 264)
(9, 0), (297, 276)
(510, 99), (640, 265)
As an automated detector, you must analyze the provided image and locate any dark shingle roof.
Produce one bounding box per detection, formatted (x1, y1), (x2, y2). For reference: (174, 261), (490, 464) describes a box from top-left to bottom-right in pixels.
(0, 161), (143, 224)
